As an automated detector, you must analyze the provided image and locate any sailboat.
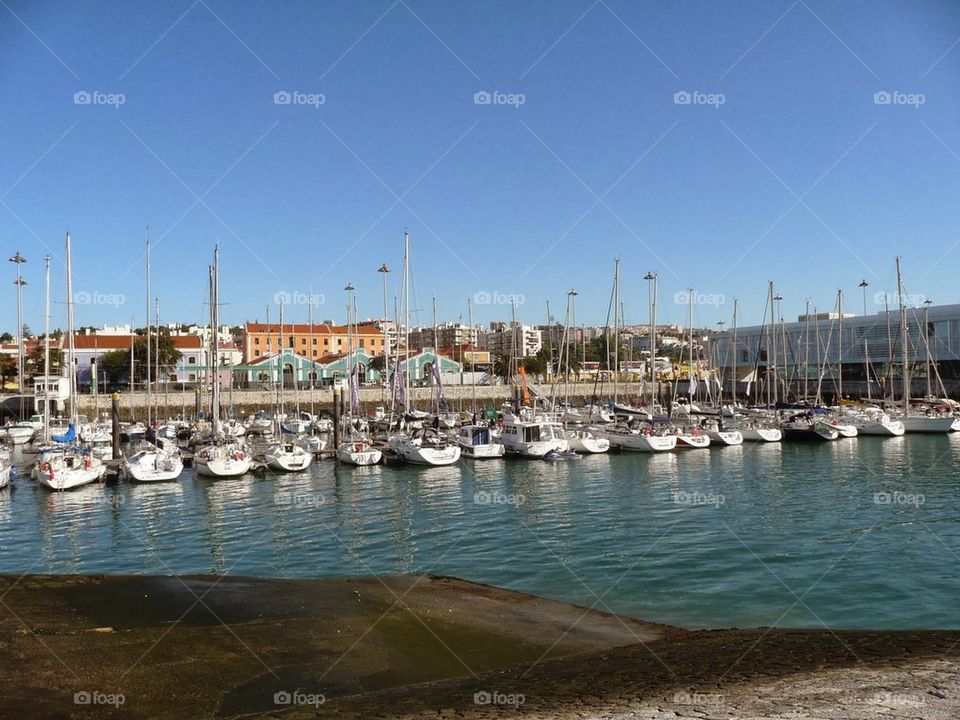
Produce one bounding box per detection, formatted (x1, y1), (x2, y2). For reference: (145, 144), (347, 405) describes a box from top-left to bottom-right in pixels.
(456, 298), (505, 459)
(337, 283), (383, 466)
(194, 246), (253, 478)
(891, 259), (954, 433)
(261, 299), (312, 472)
(387, 232), (461, 466)
(34, 232), (107, 490)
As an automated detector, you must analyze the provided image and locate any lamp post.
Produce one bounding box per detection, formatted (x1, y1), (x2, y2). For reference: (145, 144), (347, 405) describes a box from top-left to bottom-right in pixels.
(859, 279), (869, 317)
(643, 271), (658, 406)
(924, 298), (933, 398)
(377, 263), (390, 394)
(9, 251), (27, 396)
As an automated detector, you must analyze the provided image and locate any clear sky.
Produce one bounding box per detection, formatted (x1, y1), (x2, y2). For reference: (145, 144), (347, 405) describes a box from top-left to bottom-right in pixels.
(2, 0), (959, 334)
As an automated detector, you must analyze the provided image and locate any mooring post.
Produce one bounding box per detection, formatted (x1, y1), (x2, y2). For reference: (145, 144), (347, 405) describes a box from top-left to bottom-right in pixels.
(111, 392), (121, 460)
(332, 387), (340, 457)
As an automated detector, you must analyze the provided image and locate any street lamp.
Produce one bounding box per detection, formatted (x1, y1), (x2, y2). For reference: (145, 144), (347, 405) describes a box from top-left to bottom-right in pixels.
(9, 252), (27, 396)
(858, 279), (869, 316)
(377, 264), (390, 389)
(643, 272), (658, 404)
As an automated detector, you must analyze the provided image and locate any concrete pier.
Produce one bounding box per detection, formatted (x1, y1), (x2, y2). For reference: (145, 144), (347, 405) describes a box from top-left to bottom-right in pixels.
(0, 573), (956, 718)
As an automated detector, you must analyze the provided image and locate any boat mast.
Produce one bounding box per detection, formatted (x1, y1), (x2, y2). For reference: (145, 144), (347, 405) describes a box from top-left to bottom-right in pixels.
(211, 245), (221, 436)
(308, 299), (315, 416)
(65, 232), (77, 429)
(145, 229), (152, 427)
(43, 254), (50, 441)
(155, 297), (160, 422)
(896, 257), (909, 414)
(731, 298), (738, 405)
(613, 266), (623, 405)
(837, 289), (843, 402)
(803, 300), (810, 401)
(644, 271), (658, 409)
(468, 297), (475, 415)
(923, 299), (932, 399)
(403, 231), (411, 412)
(883, 292), (893, 400)
(687, 288), (694, 403)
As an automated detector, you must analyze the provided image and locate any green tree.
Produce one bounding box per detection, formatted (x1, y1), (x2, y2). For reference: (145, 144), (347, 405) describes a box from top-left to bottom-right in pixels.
(0, 355), (16, 387)
(0, 332), (12, 343)
(493, 353), (513, 380)
(25, 344), (64, 376)
(99, 350), (131, 384)
(132, 336), (182, 382)
(368, 355), (386, 372)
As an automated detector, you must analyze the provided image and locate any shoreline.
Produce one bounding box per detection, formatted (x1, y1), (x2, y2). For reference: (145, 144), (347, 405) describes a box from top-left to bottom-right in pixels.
(0, 573), (956, 718)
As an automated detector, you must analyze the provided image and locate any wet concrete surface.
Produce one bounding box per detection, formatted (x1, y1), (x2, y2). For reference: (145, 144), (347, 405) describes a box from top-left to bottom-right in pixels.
(0, 574), (955, 718)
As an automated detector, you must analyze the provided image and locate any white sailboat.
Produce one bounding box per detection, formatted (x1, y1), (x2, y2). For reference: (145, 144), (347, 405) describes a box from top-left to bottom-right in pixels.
(337, 283), (383, 466)
(386, 231), (461, 466)
(261, 298), (313, 473)
(122, 443), (184, 482)
(35, 232), (106, 490)
(194, 246), (252, 479)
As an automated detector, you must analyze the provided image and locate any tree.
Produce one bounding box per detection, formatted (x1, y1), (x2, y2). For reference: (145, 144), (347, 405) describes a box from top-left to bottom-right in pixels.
(25, 344), (64, 376)
(493, 353), (513, 381)
(0, 356), (16, 387)
(368, 355), (386, 372)
(99, 350), (131, 385)
(132, 336), (182, 381)
(0, 332), (12, 343)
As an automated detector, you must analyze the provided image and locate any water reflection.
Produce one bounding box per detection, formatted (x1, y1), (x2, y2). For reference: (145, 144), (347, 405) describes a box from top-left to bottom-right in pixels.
(0, 437), (958, 629)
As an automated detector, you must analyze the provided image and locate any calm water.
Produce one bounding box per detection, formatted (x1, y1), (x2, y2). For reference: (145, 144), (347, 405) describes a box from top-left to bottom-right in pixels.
(2, 435), (959, 629)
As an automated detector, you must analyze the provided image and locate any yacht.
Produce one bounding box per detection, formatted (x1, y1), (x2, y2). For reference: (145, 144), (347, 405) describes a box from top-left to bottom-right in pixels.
(263, 440), (312, 472)
(122, 443), (184, 482)
(498, 412), (569, 458)
(388, 427), (461, 465)
(457, 424), (505, 459)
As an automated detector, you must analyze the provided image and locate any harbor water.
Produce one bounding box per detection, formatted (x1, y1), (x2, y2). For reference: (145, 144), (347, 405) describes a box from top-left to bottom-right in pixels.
(2, 435), (959, 630)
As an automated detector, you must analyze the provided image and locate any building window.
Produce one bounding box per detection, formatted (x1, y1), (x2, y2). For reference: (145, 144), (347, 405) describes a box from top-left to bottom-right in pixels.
(312, 338), (317, 345)
(188, 374), (196, 382)
(324, 339), (329, 346)
(188, 356), (195, 364)
(360, 339), (365, 348)
(301, 338), (306, 345)
(289, 336), (294, 348)
(255, 338), (260, 346)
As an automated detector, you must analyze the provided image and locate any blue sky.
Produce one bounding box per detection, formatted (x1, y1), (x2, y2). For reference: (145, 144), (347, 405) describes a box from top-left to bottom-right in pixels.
(1, 0), (959, 334)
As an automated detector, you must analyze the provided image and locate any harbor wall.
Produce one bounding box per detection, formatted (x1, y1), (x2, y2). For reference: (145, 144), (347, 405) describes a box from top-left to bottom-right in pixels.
(71, 383), (649, 420)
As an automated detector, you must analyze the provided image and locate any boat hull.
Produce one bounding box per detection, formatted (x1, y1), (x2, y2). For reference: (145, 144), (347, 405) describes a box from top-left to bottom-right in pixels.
(740, 427), (782, 442)
(337, 443), (382, 466)
(901, 416), (955, 433)
(459, 442), (505, 459)
(706, 430), (744, 446)
(194, 456), (252, 478)
(676, 434), (710, 449)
